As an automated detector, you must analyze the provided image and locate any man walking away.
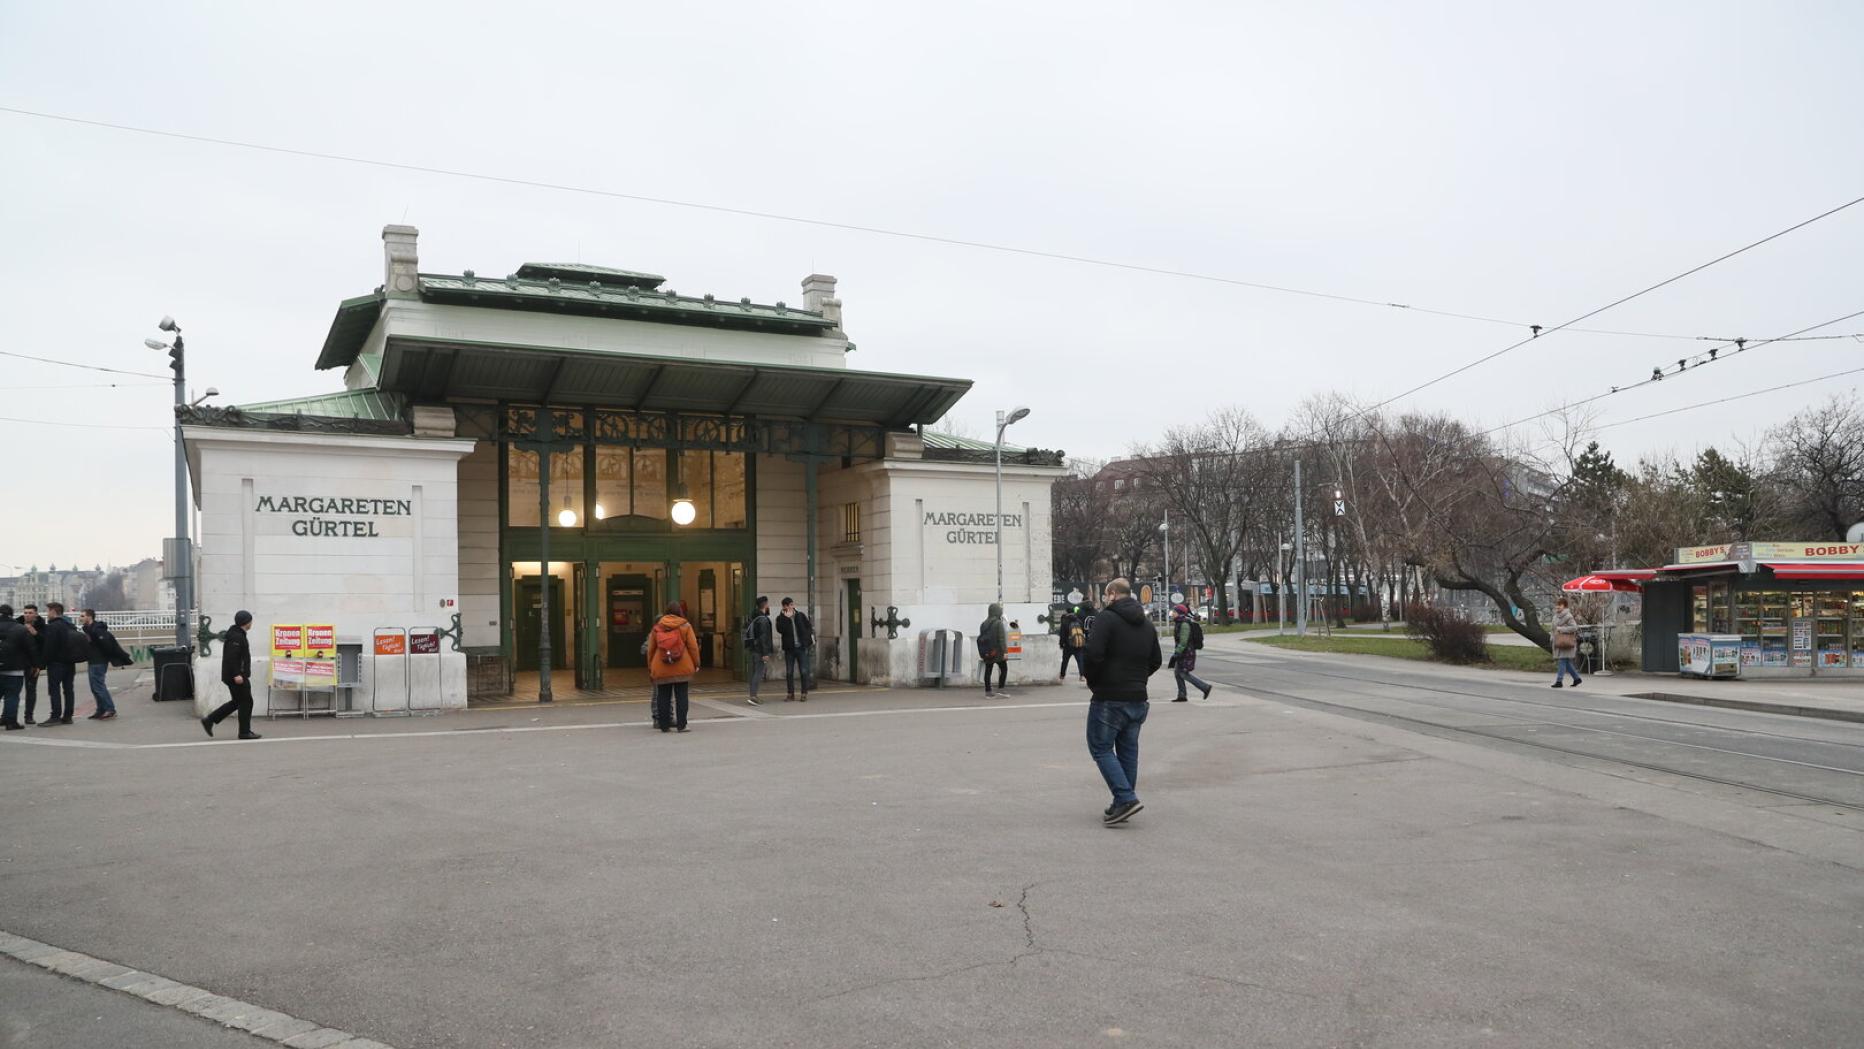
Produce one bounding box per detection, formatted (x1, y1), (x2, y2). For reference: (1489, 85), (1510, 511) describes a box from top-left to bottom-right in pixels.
(0, 605), (32, 730)
(202, 610), (262, 740)
(81, 609), (135, 720)
(1058, 605), (1087, 681)
(775, 597), (815, 701)
(1169, 604), (1214, 702)
(39, 602), (85, 726)
(978, 602), (1010, 696)
(16, 604), (45, 724)
(743, 596), (775, 706)
(1082, 579), (1161, 826)
(647, 603), (700, 732)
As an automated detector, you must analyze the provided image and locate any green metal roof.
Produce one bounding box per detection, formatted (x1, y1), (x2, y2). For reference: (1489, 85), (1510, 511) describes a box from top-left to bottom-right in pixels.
(373, 335), (969, 428)
(315, 292), (386, 371)
(236, 388), (407, 421)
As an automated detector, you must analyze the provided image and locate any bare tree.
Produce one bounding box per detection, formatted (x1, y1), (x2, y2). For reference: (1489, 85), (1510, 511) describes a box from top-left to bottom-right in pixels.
(1767, 394), (1864, 539)
(1133, 408), (1274, 619)
(1051, 458), (1111, 588)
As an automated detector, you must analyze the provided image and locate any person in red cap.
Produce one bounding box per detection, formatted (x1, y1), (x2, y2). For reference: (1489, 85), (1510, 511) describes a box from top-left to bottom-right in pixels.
(1169, 604), (1213, 702)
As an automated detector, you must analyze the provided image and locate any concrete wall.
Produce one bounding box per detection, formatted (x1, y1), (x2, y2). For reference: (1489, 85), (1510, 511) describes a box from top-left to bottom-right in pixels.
(184, 427), (477, 716)
(457, 441), (501, 648)
(755, 454), (808, 610)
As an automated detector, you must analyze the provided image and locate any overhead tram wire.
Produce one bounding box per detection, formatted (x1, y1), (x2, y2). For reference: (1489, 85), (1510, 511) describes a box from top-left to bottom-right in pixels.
(0, 348), (171, 380)
(0, 414), (169, 432)
(1594, 364), (1864, 432)
(1365, 192), (1864, 413)
(0, 104), (1850, 348)
(1478, 306), (1864, 438)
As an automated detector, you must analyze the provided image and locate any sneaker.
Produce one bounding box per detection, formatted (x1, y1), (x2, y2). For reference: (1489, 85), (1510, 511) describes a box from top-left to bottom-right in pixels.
(237, 731), (263, 741)
(785, 695), (795, 702)
(1171, 697), (1187, 703)
(747, 696), (761, 706)
(23, 714), (34, 725)
(1551, 682), (1564, 689)
(1104, 800), (1144, 825)
(35, 718), (61, 727)
(675, 726), (689, 733)
(57, 717), (73, 725)
(799, 693), (808, 703)
(87, 712), (104, 720)
(2, 721), (23, 731)
(1201, 685), (1213, 700)
(99, 711), (116, 720)
(1573, 678), (1583, 687)
(201, 716), (214, 737)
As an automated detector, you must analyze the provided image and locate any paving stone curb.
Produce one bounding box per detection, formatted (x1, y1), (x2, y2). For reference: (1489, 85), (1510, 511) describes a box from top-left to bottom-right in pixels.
(0, 928), (392, 1048)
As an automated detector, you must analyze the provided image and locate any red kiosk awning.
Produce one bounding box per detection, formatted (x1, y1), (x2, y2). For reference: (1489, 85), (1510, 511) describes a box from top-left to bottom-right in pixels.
(1562, 570), (1655, 592)
(1764, 563), (1864, 581)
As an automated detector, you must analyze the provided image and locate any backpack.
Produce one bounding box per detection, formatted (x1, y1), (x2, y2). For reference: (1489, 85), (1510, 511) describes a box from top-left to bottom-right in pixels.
(64, 623), (93, 663)
(652, 623), (686, 664)
(1189, 620), (1205, 651)
(1068, 623), (1087, 649)
(742, 616), (759, 650)
(975, 627), (1000, 662)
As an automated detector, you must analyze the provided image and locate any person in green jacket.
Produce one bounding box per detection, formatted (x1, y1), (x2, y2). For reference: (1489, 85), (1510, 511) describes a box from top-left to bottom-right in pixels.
(979, 602), (1010, 697)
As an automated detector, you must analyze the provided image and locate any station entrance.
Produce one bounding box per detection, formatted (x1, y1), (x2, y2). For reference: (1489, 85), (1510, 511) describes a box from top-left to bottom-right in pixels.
(509, 558), (746, 693)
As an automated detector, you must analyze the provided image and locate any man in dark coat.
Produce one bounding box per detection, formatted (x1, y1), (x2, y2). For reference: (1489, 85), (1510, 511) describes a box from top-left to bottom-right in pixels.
(38, 602), (85, 725)
(745, 596), (775, 706)
(81, 609), (136, 720)
(15, 604), (45, 724)
(1081, 578), (1162, 826)
(774, 597), (814, 701)
(1058, 605), (1088, 682)
(202, 610), (262, 740)
(0, 605), (33, 730)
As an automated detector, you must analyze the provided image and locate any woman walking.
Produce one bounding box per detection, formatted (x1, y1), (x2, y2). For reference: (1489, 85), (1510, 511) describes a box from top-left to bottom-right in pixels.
(1551, 598), (1583, 688)
(646, 603), (701, 732)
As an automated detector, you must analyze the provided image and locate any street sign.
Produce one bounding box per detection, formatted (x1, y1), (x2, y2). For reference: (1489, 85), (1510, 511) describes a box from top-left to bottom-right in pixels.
(1334, 500), (1346, 516)
(1139, 584), (1154, 606)
(1169, 591), (1184, 605)
(1066, 588), (1084, 604)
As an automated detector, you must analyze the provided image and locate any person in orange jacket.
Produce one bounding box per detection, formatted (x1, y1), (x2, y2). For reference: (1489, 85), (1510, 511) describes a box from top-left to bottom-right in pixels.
(644, 603), (701, 733)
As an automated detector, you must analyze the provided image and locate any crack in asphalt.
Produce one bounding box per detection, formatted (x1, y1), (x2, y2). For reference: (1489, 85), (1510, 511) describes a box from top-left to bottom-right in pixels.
(811, 881), (1316, 1004)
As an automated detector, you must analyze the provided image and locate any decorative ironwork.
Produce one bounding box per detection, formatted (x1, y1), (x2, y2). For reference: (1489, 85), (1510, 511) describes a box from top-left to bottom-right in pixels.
(195, 614), (229, 657)
(503, 406), (888, 460)
(178, 405), (410, 436)
(434, 612), (464, 653)
(870, 606), (912, 640)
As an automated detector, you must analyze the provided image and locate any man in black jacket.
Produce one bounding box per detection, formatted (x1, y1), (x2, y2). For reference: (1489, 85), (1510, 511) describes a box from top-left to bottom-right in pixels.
(745, 596), (775, 706)
(774, 597), (814, 702)
(202, 610), (262, 740)
(0, 604), (33, 730)
(81, 609), (135, 720)
(39, 602), (84, 726)
(16, 604), (45, 724)
(1081, 579), (1162, 826)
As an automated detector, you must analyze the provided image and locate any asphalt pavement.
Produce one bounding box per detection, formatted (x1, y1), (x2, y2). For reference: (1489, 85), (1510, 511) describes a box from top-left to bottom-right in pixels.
(2, 645), (1860, 1048)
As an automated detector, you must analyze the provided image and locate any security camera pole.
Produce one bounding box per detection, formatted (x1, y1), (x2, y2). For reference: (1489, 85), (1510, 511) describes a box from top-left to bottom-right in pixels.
(994, 406), (1031, 603)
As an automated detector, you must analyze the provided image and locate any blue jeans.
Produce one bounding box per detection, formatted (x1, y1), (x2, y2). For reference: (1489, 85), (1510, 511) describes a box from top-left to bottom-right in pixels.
(1086, 700), (1149, 805)
(88, 662), (116, 715)
(1554, 657), (1581, 685)
(784, 648), (814, 696)
(1, 674), (22, 724)
(1174, 663), (1210, 699)
(748, 654), (769, 700)
(46, 662), (77, 720)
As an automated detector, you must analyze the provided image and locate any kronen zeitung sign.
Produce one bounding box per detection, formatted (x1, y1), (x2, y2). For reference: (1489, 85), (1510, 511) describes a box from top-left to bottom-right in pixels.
(925, 510), (1023, 545)
(256, 494), (412, 537)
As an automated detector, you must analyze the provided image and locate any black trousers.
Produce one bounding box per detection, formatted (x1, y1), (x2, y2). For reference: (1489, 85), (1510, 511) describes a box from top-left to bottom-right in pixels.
(209, 682), (254, 735)
(653, 681), (690, 730)
(1060, 648), (1083, 677)
(45, 662), (77, 720)
(984, 659), (1008, 690)
(22, 668), (38, 719)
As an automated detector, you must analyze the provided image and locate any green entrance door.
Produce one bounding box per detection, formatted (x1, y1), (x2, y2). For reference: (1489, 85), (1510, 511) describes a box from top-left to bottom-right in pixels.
(846, 578), (861, 683)
(515, 576), (568, 671)
(607, 573), (652, 668)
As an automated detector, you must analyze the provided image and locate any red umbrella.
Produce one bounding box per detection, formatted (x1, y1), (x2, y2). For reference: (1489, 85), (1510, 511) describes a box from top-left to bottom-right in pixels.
(1563, 574), (1641, 593)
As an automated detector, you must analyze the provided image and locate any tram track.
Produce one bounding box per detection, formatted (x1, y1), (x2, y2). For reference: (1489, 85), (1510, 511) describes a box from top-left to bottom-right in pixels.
(1200, 650), (1864, 811)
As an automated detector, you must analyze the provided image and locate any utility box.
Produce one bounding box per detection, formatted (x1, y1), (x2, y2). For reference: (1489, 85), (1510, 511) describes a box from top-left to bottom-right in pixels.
(151, 644), (194, 701)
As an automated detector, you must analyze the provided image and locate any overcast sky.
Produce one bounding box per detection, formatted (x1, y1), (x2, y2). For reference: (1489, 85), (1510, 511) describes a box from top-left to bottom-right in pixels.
(2, 1), (1860, 569)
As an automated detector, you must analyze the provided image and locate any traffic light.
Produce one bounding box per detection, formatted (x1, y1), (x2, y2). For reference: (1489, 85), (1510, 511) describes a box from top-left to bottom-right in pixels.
(167, 335), (184, 373)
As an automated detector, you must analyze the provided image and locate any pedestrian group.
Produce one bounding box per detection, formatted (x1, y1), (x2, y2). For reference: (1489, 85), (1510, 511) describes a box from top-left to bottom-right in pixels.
(1, 602), (134, 731)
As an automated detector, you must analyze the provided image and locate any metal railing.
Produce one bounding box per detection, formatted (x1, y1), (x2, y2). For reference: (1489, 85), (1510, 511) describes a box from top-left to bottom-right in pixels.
(88, 610), (181, 646)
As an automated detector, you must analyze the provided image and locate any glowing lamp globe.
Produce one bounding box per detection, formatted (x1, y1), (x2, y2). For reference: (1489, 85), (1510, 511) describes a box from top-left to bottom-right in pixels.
(671, 499), (697, 526)
(557, 507), (577, 527)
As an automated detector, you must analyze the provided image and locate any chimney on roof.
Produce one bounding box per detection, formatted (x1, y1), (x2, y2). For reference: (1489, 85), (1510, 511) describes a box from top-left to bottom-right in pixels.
(800, 273), (841, 328)
(383, 224), (420, 299)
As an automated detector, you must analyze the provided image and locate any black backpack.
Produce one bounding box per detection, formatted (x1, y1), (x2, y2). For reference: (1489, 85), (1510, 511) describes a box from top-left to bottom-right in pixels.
(64, 623), (93, 663)
(1189, 620), (1205, 651)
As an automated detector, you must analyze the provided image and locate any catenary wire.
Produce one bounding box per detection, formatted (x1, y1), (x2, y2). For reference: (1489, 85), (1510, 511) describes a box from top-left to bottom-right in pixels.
(1478, 306), (1864, 437)
(0, 104), (1850, 348)
(1366, 193), (1864, 412)
(0, 415), (168, 431)
(1594, 364), (1864, 432)
(8, 381), (170, 390)
(0, 348), (172, 380)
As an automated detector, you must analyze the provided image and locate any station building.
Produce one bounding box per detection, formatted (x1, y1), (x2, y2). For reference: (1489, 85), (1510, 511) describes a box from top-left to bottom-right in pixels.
(181, 225), (1064, 714)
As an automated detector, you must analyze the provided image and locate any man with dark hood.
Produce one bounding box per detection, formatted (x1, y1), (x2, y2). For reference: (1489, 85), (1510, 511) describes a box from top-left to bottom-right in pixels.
(978, 602), (1009, 697)
(1081, 578), (1161, 826)
(201, 610), (262, 740)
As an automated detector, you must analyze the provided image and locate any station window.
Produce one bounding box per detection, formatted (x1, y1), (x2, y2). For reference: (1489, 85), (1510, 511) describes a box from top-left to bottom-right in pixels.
(506, 446), (584, 528)
(843, 501), (861, 543)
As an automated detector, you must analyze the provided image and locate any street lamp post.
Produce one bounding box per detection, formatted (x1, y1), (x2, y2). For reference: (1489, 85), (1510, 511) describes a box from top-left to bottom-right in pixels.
(994, 406), (1031, 603)
(145, 318), (189, 648)
(1159, 511), (1171, 616)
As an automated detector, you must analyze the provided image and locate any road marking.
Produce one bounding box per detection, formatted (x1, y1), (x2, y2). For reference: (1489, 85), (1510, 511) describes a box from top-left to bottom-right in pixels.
(0, 928), (391, 1047)
(0, 698), (1098, 752)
